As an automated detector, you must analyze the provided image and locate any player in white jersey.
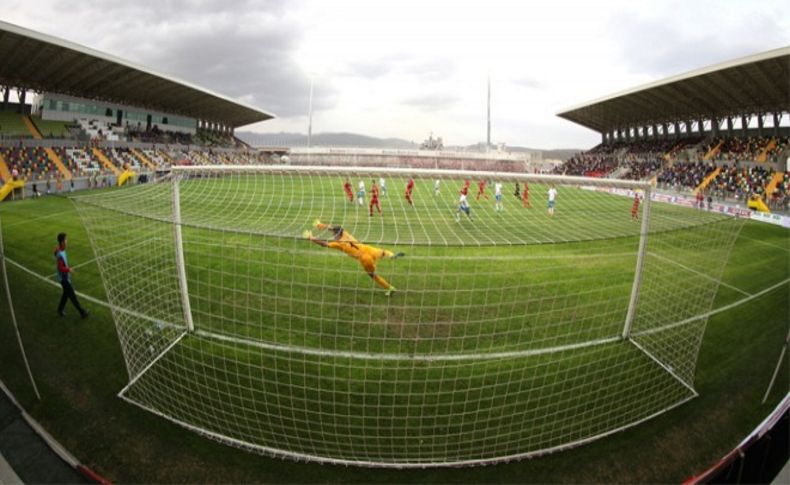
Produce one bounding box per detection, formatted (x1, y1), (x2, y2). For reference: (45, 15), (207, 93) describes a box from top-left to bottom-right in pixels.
(358, 180), (366, 206)
(434, 179), (441, 196)
(494, 182), (503, 212)
(547, 185), (557, 217)
(379, 177), (387, 196)
(455, 192), (473, 221)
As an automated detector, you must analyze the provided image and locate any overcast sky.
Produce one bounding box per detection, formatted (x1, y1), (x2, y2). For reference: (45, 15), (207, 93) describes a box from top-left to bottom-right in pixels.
(3, 0), (789, 148)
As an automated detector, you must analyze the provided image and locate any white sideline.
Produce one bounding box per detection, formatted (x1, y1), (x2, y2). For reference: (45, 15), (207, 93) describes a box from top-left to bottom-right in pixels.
(45, 238), (151, 279)
(632, 277), (790, 338)
(3, 254), (788, 360)
(5, 256), (165, 326)
(0, 209), (75, 228)
(647, 251), (752, 297)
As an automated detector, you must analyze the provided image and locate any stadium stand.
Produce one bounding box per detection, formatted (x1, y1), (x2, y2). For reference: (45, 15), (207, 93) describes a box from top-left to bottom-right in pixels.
(0, 110), (31, 137)
(30, 115), (73, 139)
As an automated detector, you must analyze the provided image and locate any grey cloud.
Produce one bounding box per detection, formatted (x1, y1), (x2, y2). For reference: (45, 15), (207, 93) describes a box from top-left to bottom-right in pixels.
(47, 0), (337, 118)
(404, 57), (457, 82)
(70, 0), (291, 22)
(512, 76), (544, 90)
(340, 55), (456, 82)
(609, 9), (788, 77)
(339, 61), (392, 79)
(401, 93), (460, 112)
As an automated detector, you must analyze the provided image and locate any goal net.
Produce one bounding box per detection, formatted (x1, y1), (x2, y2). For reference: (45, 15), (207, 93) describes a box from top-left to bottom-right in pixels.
(73, 165), (743, 467)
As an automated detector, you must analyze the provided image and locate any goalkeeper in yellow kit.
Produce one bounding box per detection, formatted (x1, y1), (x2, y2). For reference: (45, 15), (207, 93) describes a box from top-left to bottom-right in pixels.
(303, 219), (404, 296)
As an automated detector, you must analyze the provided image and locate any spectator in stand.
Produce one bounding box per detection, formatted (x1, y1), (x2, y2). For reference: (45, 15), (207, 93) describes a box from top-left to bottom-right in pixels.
(657, 162), (716, 192)
(556, 152), (617, 177)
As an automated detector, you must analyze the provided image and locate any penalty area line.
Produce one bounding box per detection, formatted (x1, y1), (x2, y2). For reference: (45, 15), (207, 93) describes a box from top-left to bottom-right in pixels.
(647, 251), (752, 297)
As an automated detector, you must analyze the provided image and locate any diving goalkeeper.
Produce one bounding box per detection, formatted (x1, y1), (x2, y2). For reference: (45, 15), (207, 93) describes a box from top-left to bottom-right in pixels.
(304, 220), (404, 296)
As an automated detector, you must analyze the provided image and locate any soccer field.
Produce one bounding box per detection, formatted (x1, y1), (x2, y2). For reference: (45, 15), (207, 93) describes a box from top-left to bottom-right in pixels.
(0, 171), (788, 480)
(69, 169), (746, 465)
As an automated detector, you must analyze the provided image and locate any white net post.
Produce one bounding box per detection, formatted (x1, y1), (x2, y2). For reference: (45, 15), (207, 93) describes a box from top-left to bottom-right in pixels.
(622, 185), (651, 339)
(172, 177), (194, 332)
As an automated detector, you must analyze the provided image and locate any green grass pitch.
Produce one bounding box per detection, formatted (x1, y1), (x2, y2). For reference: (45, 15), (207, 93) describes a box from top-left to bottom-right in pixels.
(0, 173), (787, 482)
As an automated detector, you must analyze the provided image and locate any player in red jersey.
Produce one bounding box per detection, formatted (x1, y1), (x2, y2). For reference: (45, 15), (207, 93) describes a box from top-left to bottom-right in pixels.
(343, 179), (354, 203)
(631, 192), (641, 220)
(476, 179), (489, 201)
(522, 181), (531, 208)
(369, 179), (381, 216)
(405, 177), (415, 206)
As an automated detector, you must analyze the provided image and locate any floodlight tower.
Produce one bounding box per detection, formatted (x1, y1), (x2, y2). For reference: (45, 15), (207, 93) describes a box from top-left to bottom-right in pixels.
(486, 76), (491, 152)
(307, 77), (314, 148)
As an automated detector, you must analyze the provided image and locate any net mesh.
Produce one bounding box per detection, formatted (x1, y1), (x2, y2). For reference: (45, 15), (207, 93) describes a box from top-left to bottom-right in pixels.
(73, 166), (743, 467)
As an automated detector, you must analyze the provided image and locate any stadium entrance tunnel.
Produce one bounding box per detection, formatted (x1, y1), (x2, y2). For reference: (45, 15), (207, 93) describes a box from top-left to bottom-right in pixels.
(71, 166), (744, 467)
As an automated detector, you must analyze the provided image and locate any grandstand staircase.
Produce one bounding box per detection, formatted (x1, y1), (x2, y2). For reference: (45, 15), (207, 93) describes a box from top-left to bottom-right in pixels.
(0, 154), (11, 182)
(764, 171), (784, 197)
(44, 148), (73, 180)
(158, 150), (175, 165)
(21, 115), (43, 139)
(0, 153), (24, 202)
(92, 147), (121, 176)
(609, 166), (629, 179)
(757, 138), (777, 163)
(694, 167), (722, 194)
(192, 151), (212, 165)
(703, 140), (724, 160)
(130, 148), (157, 170)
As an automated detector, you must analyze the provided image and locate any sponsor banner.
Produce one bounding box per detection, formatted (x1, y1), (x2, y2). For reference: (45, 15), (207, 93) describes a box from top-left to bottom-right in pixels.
(580, 185), (790, 227)
(749, 210), (790, 228)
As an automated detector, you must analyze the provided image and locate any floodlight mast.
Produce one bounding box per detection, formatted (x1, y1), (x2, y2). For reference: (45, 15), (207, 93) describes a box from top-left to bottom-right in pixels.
(486, 76), (491, 152)
(307, 77), (314, 148)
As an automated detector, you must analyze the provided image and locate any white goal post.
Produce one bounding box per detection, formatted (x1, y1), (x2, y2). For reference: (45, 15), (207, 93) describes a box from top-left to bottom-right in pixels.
(73, 164), (743, 467)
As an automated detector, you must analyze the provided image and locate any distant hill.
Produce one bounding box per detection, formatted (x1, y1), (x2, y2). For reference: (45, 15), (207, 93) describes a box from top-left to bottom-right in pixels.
(237, 131), (582, 160)
(237, 131), (418, 149)
(539, 149), (582, 161)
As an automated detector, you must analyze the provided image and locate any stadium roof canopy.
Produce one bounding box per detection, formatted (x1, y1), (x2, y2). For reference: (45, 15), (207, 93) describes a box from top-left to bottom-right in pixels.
(0, 20), (275, 127)
(557, 46), (790, 133)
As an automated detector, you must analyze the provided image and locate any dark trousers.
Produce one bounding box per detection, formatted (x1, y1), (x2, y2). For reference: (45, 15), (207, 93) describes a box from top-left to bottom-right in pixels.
(58, 279), (86, 316)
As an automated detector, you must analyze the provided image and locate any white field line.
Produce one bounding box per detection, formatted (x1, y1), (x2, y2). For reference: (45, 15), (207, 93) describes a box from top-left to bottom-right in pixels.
(5, 256), (164, 326)
(647, 251), (752, 297)
(45, 238), (151, 279)
(0, 208), (76, 228)
(633, 277), (790, 338)
(736, 232), (789, 252)
(195, 329), (621, 362)
(4, 255), (788, 361)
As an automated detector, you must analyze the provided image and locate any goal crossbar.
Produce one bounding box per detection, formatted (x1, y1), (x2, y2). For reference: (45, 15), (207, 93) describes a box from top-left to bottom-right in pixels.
(171, 164), (651, 190)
